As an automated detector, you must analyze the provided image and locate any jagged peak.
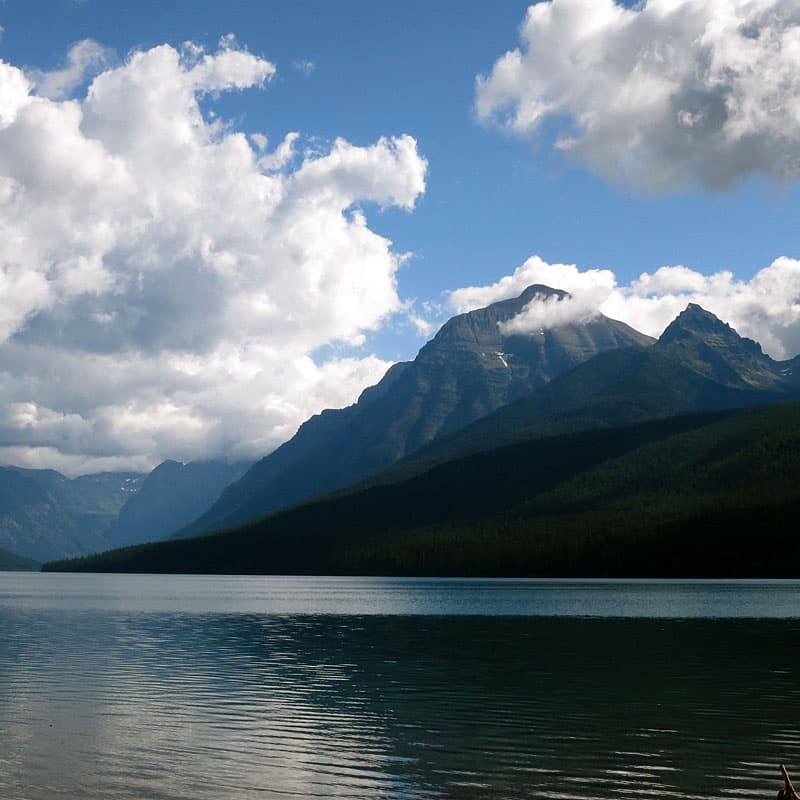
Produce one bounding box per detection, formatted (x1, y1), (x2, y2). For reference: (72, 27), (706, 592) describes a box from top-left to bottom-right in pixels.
(658, 303), (765, 360)
(661, 303), (738, 341)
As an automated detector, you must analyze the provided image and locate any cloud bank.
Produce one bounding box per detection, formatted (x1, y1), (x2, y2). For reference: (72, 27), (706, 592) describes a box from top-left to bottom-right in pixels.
(449, 255), (800, 360)
(0, 37), (426, 474)
(476, 0), (800, 191)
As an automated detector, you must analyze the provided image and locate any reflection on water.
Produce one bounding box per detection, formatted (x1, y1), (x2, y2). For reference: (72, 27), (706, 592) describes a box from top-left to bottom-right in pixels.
(5, 573), (800, 616)
(1, 574), (799, 799)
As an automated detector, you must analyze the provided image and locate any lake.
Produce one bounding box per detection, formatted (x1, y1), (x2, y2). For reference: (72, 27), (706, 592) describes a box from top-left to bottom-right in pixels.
(1, 574), (799, 799)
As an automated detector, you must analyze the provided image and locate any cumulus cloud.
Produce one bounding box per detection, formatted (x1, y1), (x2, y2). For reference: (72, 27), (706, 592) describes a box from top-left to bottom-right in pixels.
(28, 38), (114, 100)
(499, 294), (604, 335)
(476, 0), (800, 190)
(257, 131), (299, 171)
(449, 257), (617, 314)
(448, 255), (800, 360)
(451, 257), (617, 334)
(0, 39), (426, 475)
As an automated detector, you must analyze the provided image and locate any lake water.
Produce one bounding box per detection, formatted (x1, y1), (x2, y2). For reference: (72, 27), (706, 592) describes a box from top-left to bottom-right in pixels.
(2, 574), (800, 800)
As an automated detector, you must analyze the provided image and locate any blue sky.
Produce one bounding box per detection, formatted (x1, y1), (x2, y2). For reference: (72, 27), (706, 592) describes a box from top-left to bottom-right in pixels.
(4, 1), (796, 304)
(0, 0), (798, 472)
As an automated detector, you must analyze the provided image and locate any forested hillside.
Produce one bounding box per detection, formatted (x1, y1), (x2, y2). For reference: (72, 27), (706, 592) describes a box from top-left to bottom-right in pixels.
(47, 400), (800, 577)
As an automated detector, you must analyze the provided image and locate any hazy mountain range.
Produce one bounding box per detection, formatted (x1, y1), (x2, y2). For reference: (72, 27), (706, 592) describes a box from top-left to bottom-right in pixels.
(37, 284), (800, 576)
(0, 460), (248, 563)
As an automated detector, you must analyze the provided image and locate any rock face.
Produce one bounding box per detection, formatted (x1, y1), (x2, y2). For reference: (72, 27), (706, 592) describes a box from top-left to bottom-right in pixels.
(657, 303), (793, 390)
(179, 285), (653, 537)
(377, 303), (800, 481)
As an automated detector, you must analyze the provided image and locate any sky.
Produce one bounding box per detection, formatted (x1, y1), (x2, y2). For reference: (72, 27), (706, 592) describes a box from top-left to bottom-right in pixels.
(0, 0), (798, 474)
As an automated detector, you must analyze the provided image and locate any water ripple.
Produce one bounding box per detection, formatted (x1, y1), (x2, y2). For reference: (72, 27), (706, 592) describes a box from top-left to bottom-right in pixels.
(1, 575), (799, 799)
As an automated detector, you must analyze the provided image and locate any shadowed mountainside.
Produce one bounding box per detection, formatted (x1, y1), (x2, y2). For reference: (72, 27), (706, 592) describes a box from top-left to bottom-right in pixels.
(0, 468), (143, 562)
(369, 303), (800, 485)
(37, 300), (800, 573)
(45, 399), (800, 577)
(0, 458), (248, 561)
(0, 544), (39, 571)
(178, 285), (653, 537)
(107, 459), (250, 548)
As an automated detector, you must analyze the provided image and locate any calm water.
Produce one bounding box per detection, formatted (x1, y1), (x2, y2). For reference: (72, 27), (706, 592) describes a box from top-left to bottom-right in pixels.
(2, 574), (800, 800)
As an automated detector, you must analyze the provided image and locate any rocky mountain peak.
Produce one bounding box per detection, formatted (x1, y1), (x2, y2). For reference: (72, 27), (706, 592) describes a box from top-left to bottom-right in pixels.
(430, 285), (567, 346)
(659, 303), (763, 355)
(179, 283), (651, 536)
(655, 303), (787, 390)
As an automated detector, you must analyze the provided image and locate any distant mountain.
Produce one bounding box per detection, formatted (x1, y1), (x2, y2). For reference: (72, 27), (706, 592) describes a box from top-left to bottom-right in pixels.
(0, 457), (248, 561)
(108, 459), (250, 548)
(179, 285), (652, 537)
(658, 303), (799, 390)
(46, 398), (800, 578)
(0, 544), (39, 571)
(0, 468), (143, 562)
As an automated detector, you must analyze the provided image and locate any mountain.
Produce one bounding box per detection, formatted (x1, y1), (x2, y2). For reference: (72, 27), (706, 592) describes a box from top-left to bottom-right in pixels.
(44, 398), (800, 578)
(40, 300), (800, 575)
(179, 285), (653, 536)
(0, 545), (39, 571)
(0, 468), (143, 562)
(0, 457), (248, 561)
(107, 459), (250, 548)
(372, 304), (800, 484)
(658, 303), (799, 389)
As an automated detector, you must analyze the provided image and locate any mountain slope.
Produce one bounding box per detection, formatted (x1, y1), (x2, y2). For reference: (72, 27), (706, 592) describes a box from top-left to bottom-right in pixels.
(180, 285), (652, 536)
(46, 399), (800, 577)
(0, 545), (39, 570)
(108, 460), (250, 547)
(373, 304), (800, 484)
(0, 454), (251, 560)
(658, 303), (796, 390)
(0, 468), (143, 562)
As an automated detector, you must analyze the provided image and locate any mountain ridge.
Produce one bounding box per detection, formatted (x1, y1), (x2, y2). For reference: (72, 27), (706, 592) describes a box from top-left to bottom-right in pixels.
(0, 458), (248, 561)
(107, 459), (251, 548)
(178, 284), (653, 537)
(363, 303), (800, 486)
(45, 398), (800, 578)
(0, 467), (144, 562)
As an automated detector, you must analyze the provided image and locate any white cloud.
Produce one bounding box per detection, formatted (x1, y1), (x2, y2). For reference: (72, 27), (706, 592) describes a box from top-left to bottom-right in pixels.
(449, 256), (617, 314)
(258, 131), (299, 171)
(0, 59), (31, 124)
(249, 132), (268, 152)
(28, 39), (113, 100)
(187, 34), (275, 93)
(451, 257), (616, 335)
(499, 293), (604, 335)
(0, 39), (426, 475)
(448, 255), (800, 360)
(476, 0), (800, 191)
(407, 312), (437, 338)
